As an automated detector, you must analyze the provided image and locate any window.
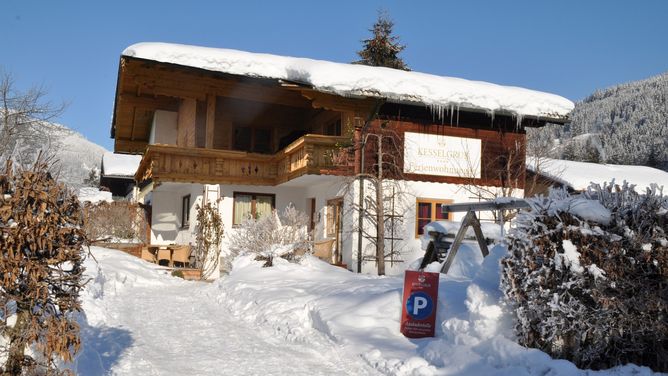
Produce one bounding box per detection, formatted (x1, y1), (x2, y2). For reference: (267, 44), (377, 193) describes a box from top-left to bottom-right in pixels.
(181, 194), (191, 228)
(415, 198), (452, 237)
(325, 119), (341, 136)
(326, 198), (343, 238)
(233, 126), (273, 154)
(233, 192), (276, 225)
(233, 126), (251, 151)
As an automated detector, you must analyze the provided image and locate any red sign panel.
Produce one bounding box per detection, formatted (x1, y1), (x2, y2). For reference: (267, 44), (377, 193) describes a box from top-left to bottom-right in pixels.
(400, 270), (439, 338)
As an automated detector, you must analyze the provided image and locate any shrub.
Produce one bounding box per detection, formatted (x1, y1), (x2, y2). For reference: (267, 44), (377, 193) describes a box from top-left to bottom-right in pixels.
(194, 200), (223, 279)
(228, 204), (310, 267)
(171, 270), (184, 279)
(0, 159), (87, 374)
(502, 183), (668, 371)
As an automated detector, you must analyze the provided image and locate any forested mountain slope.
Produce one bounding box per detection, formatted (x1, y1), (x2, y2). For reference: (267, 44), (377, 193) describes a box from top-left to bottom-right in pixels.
(528, 72), (668, 170)
(3, 119), (107, 189)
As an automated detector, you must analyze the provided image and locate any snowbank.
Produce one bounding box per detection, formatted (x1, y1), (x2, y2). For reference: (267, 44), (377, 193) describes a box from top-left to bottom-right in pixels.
(75, 246), (658, 375)
(101, 152), (142, 177)
(529, 158), (668, 193)
(217, 248), (653, 375)
(123, 42), (574, 120)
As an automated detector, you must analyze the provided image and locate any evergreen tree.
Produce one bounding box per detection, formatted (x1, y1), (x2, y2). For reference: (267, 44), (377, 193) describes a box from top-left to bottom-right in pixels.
(527, 71), (668, 170)
(355, 11), (409, 71)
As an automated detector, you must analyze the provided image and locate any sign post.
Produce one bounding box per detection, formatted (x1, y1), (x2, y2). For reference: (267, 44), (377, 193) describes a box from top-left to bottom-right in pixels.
(400, 270), (439, 338)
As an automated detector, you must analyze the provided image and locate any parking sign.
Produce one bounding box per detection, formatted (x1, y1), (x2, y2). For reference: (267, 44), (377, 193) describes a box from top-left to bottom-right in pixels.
(400, 270), (439, 338)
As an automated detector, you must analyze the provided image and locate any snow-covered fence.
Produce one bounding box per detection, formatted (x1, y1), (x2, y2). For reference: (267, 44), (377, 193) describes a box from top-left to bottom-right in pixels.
(83, 201), (148, 244)
(501, 183), (668, 371)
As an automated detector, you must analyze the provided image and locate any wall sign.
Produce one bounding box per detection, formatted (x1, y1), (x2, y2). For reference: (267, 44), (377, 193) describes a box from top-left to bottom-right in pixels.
(400, 270), (439, 338)
(403, 132), (481, 178)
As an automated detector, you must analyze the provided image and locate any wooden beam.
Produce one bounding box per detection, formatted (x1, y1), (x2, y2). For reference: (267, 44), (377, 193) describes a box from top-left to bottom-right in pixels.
(123, 60), (312, 108)
(117, 93), (179, 111)
(440, 199), (530, 213)
(153, 173), (276, 187)
(177, 98), (197, 147)
(439, 211), (489, 274)
(115, 139), (148, 154)
(206, 94), (215, 149)
(299, 89), (377, 114)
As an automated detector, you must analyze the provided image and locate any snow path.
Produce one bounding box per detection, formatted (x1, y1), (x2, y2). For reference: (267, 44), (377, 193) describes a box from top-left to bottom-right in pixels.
(75, 248), (380, 375)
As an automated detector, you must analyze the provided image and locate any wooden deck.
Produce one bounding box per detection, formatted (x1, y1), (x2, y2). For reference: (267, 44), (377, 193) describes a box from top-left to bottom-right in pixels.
(135, 134), (351, 186)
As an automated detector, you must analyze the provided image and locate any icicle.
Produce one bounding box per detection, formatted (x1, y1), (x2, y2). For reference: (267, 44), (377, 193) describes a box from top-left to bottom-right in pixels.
(515, 113), (524, 128)
(449, 104), (454, 125)
(456, 104), (460, 126)
(489, 109), (495, 127)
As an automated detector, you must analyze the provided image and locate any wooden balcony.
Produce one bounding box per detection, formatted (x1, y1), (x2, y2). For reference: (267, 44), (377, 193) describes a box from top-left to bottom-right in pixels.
(135, 134), (352, 186)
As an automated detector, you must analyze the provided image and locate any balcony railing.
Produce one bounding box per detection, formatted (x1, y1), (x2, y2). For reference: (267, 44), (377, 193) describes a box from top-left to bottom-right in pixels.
(135, 134), (352, 186)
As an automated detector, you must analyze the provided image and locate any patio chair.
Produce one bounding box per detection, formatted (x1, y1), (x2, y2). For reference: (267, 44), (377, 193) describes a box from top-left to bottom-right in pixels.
(312, 238), (334, 263)
(156, 247), (172, 266)
(140, 246), (157, 263)
(171, 245), (192, 268)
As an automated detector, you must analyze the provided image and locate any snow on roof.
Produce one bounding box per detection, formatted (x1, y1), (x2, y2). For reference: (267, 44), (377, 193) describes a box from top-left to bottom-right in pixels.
(102, 152), (142, 177)
(78, 187), (113, 204)
(122, 42), (574, 121)
(529, 158), (668, 192)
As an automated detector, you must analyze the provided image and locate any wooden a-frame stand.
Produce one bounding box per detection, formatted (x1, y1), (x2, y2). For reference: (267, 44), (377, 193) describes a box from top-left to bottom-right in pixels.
(439, 211), (488, 274)
(430, 199), (530, 274)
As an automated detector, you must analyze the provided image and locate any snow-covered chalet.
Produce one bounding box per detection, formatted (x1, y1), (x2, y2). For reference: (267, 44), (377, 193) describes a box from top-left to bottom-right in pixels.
(110, 42), (573, 274)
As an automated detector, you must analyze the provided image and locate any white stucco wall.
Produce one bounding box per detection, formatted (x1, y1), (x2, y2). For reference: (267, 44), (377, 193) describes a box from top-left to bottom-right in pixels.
(333, 178), (518, 275)
(149, 110), (178, 145)
(147, 177), (520, 276)
(150, 183), (203, 245)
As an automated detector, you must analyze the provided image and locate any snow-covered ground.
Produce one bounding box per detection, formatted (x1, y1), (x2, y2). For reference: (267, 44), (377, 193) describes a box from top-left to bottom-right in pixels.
(529, 158), (668, 193)
(73, 246), (658, 375)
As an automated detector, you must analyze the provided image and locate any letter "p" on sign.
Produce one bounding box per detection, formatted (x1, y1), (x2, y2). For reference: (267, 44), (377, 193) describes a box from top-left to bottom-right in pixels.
(407, 292), (433, 320)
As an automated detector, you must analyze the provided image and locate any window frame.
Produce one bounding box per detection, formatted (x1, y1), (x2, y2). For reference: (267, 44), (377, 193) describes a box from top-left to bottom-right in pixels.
(181, 194), (191, 229)
(415, 198), (453, 237)
(232, 192), (276, 225)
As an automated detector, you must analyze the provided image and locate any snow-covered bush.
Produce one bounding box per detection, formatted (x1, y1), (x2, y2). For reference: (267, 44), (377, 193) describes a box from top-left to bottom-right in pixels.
(502, 183), (668, 371)
(228, 204), (310, 267)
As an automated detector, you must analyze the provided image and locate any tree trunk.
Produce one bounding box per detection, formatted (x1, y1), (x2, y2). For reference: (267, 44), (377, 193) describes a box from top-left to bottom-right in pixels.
(376, 136), (385, 276)
(5, 311), (29, 375)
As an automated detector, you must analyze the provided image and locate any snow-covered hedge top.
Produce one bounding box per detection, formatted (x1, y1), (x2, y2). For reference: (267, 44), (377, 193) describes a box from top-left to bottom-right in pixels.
(102, 152), (142, 177)
(529, 157), (668, 192)
(122, 42), (574, 120)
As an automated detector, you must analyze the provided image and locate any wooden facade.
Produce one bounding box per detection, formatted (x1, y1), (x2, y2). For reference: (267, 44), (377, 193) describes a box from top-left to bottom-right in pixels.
(112, 56), (559, 188)
(135, 135), (352, 186)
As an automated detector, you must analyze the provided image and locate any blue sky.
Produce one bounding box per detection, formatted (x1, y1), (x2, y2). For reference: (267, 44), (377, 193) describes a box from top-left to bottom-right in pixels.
(2, 0), (667, 150)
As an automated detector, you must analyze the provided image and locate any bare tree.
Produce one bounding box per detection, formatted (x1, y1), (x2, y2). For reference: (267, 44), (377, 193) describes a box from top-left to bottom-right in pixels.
(336, 123), (411, 275)
(0, 70), (65, 166)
